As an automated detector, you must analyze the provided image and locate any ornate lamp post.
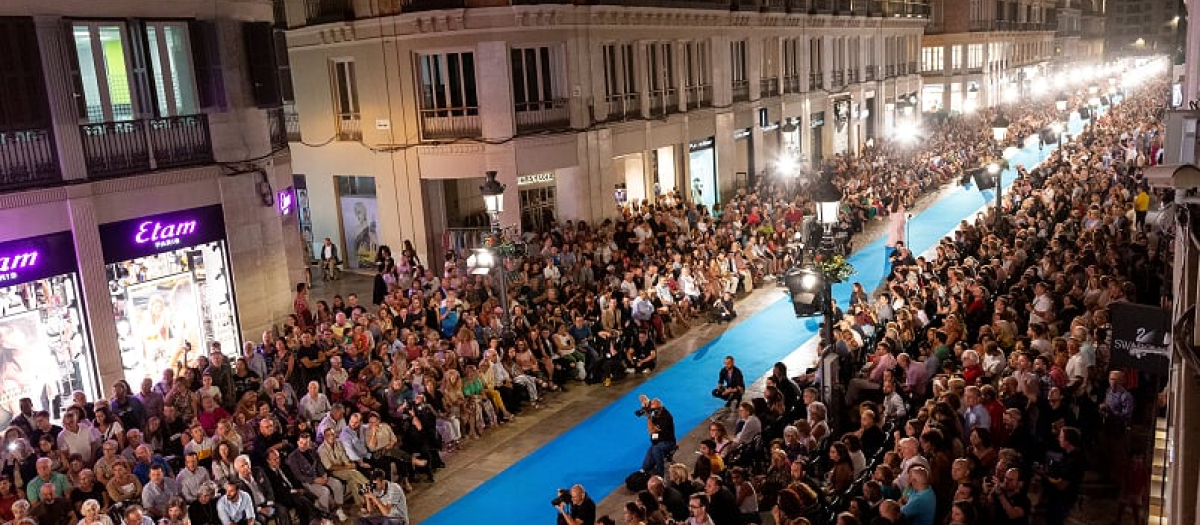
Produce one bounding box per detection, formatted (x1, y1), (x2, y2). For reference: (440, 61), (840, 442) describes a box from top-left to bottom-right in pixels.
(476, 171), (511, 330)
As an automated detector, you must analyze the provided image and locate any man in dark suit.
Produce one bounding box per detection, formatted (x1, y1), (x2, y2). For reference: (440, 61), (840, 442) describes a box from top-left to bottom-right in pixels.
(231, 455), (290, 525)
(262, 449), (319, 525)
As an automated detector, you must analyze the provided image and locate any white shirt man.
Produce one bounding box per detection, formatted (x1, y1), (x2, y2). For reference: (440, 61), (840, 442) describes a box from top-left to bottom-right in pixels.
(56, 412), (100, 464)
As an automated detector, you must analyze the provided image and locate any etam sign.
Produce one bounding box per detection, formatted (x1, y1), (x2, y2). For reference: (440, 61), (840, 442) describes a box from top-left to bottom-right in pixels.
(100, 205), (227, 263)
(0, 231), (80, 286)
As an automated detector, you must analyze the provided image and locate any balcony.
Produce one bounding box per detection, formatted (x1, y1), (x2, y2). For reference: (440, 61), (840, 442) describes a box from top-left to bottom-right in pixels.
(266, 107), (289, 150)
(648, 88), (679, 115)
(685, 85), (713, 109)
(907, 61), (917, 74)
(606, 94), (639, 121)
(0, 128), (60, 190)
(303, 0), (353, 26)
(80, 115), (213, 179)
(970, 20), (1057, 32)
(885, 64), (896, 77)
(760, 77), (781, 98)
(783, 74), (804, 93)
(831, 70), (845, 88)
(847, 69), (859, 84)
(732, 80), (750, 102)
(809, 72), (824, 91)
(865, 65), (877, 81)
(335, 112), (362, 141)
(515, 99), (570, 132)
(419, 107), (481, 140)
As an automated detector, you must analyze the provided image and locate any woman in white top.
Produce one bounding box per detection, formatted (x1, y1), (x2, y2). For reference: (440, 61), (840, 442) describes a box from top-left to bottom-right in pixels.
(77, 499), (113, 525)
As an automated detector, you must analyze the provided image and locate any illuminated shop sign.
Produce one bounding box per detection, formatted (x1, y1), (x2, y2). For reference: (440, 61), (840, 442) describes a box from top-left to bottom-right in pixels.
(517, 173), (555, 186)
(99, 205), (227, 263)
(0, 232), (79, 286)
(277, 187), (296, 215)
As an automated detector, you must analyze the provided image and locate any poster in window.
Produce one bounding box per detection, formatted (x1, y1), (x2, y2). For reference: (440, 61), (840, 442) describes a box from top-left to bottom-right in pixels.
(339, 196), (380, 270)
(116, 274), (204, 382)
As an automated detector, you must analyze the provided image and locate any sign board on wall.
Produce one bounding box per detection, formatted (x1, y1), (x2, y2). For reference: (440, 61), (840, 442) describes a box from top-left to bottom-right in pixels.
(518, 173), (555, 186)
(0, 232), (79, 286)
(98, 205), (227, 264)
(1109, 302), (1171, 375)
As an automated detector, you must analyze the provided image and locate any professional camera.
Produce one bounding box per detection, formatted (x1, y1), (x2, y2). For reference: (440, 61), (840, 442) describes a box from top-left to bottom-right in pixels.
(634, 406), (649, 417)
(550, 488), (570, 506)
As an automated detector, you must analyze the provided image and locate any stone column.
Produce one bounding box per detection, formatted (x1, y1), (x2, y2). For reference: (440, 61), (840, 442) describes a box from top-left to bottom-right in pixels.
(64, 191), (122, 392)
(35, 16), (88, 182)
(477, 41), (515, 141)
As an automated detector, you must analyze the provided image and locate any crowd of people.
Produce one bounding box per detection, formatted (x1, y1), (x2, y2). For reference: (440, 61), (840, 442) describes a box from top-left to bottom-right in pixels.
(604, 74), (1171, 525)
(0, 63), (1169, 525)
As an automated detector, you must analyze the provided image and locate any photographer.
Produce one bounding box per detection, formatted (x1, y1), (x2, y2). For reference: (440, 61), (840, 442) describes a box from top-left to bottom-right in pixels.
(357, 469), (408, 525)
(554, 485), (595, 525)
(636, 395), (676, 477)
(986, 467), (1030, 525)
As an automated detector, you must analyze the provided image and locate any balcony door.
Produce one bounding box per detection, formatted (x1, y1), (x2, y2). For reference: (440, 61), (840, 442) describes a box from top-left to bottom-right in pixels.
(72, 22), (136, 123)
(72, 21), (200, 123)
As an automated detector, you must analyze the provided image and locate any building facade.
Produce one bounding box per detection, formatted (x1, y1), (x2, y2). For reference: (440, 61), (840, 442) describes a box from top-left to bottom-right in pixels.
(280, 0), (928, 271)
(920, 0), (1058, 113)
(1105, 0), (1183, 57)
(0, 0), (306, 418)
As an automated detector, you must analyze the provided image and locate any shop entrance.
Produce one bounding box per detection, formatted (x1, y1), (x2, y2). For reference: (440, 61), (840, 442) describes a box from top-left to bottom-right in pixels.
(99, 206), (240, 384)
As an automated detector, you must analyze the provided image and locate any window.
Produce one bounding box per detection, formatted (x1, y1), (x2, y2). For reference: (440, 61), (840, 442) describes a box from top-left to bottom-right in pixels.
(647, 42), (675, 93)
(417, 52), (478, 116)
(922, 46), (943, 72)
(602, 43), (636, 98)
(72, 22), (136, 122)
(730, 40), (748, 83)
(71, 21), (205, 122)
(684, 40), (710, 88)
(0, 17), (51, 130)
(330, 58), (360, 140)
(511, 46), (558, 111)
(967, 44), (983, 69)
(145, 22), (198, 117)
(783, 38), (801, 79)
(810, 37), (823, 73)
(951, 45), (963, 71)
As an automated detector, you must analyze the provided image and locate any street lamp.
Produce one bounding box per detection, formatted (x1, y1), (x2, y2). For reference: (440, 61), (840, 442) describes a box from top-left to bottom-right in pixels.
(812, 173), (842, 235)
(480, 170), (505, 230)
(991, 114), (1011, 143)
(1051, 122), (1066, 146)
(477, 171), (511, 332)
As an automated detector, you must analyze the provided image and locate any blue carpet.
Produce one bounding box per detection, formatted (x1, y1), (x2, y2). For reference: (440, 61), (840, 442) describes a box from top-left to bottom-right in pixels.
(421, 112), (1091, 525)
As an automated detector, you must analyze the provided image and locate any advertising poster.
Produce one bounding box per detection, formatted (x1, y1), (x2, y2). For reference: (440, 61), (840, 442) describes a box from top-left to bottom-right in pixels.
(0, 309), (65, 425)
(116, 274), (203, 382)
(689, 141), (717, 209)
(1109, 302), (1171, 375)
(340, 196), (380, 269)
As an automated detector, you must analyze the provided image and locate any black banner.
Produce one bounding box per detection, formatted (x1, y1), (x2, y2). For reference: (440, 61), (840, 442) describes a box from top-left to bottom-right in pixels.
(1109, 302), (1171, 375)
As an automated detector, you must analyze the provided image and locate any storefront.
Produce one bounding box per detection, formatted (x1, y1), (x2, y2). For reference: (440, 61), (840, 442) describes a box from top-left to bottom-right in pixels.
(0, 232), (96, 425)
(99, 205), (240, 383)
(688, 137), (717, 208)
(734, 127), (753, 188)
(652, 146), (679, 198)
(832, 98), (852, 156)
(809, 111), (825, 167)
(518, 172), (557, 232)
